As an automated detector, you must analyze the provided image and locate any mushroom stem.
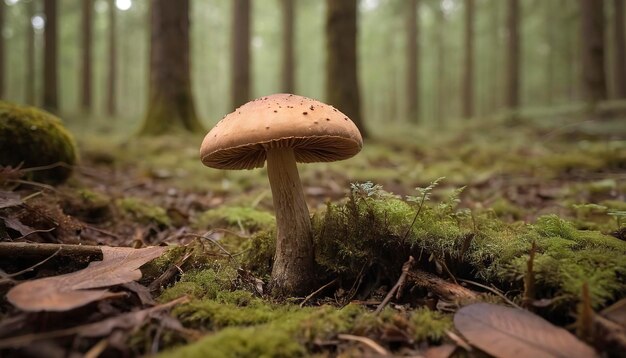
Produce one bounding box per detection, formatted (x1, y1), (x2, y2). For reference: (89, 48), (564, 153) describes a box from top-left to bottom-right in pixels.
(266, 147), (316, 296)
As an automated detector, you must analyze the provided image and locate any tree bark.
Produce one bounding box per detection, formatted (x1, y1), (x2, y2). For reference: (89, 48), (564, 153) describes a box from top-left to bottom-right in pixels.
(434, 3), (445, 123)
(505, 0), (520, 110)
(81, 0), (93, 111)
(106, 0), (117, 116)
(462, 0), (475, 119)
(613, 0), (626, 99)
(580, 0), (608, 103)
(406, 0), (419, 123)
(25, 0), (36, 105)
(489, 0), (500, 112)
(281, 0), (295, 93)
(232, 0), (251, 108)
(0, 2), (4, 99)
(266, 148), (315, 297)
(139, 0), (202, 135)
(43, 0), (58, 112)
(325, 0), (367, 137)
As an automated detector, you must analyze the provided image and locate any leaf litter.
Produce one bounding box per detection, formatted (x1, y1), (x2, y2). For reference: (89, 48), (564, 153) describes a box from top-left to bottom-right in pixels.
(454, 303), (598, 358)
(7, 246), (168, 311)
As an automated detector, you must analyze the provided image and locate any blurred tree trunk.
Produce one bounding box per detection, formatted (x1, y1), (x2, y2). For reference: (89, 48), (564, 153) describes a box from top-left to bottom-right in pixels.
(325, 0), (367, 137)
(0, 2), (4, 99)
(505, 0), (520, 111)
(139, 0), (202, 135)
(43, 0), (58, 111)
(25, 0), (36, 105)
(406, 0), (419, 123)
(613, 0), (626, 99)
(545, 0), (555, 104)
(232, 0), (251, 108)
(281, 0), (295, 93)
(579, 0), (607, 103)
(489, 0), (500, 112)
(434, 2), (445, 124)
(462, 0), (475, 119)
(81, 0), (93, 111)
(106, 0), (116, 116)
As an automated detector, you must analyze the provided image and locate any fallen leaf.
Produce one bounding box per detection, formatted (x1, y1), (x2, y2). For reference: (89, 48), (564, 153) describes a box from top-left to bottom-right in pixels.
(0, 191), (22, 209)
(454, 303), (598, 358)
(0, 296), (188, 349)
(424, 343), (457, 358)
(7, 246), (168, 312)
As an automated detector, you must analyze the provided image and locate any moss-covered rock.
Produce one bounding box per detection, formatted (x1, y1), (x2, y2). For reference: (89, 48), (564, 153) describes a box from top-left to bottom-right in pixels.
(0, 101), (77, 184)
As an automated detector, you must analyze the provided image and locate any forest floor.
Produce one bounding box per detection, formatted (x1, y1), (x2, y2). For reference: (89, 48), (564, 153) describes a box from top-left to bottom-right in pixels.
(0, 113), (625, 357)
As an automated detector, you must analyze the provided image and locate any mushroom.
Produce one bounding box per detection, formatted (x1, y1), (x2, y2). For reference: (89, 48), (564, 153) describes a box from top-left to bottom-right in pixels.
(200, 93), (363, 296)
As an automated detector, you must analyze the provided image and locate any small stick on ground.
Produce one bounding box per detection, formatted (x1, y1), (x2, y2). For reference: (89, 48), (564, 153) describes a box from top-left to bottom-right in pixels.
(375, 256), (415, 315)
(408, 269), (479, 303)
(458, 278), (520, 309)
(0, 242), (104, 260)
(300, 278), (338, 307)
(337, 334), (389, 356)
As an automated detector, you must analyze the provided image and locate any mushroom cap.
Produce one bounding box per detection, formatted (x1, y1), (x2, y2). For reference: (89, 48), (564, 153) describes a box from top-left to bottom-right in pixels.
(200, 93), (363, 170)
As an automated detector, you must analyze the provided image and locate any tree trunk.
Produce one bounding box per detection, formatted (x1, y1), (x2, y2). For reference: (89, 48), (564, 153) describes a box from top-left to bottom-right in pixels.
(434, 3), (445, 123)
(25, 0), (36, 105)
(81, 0), (93, 111)
(462, 0), (475, 119)
(325, 0), (367, 137)
(232, 0), (251, 108)
(106, 0), (116, 116)
(580, 0), (608, 103)
(281, 0), (295, 93)
(545, 0), (555, 104)
(43, 0), (58, 112)
(406, 0), (419, 123)
(505, 0), (520, 110)
(613, 0), (626, 99)
(139, 0), (202, 135)
(489, 0), (500, 112)
(0, 2), (4, 99)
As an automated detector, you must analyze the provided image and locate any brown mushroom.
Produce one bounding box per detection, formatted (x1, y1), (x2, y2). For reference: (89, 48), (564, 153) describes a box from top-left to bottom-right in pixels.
(200, 93), (363, 296)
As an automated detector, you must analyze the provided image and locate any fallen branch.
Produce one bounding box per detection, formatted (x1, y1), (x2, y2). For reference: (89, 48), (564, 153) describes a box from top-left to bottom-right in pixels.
(375, 256), (415, 315)
(408, 269), (479, 302)
(0, 242), (103, 260)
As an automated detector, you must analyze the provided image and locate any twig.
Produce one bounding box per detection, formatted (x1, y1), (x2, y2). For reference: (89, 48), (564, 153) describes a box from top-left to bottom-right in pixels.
(83, 225), (121, 239)
(337, 334), (389, 356)
(409, 270), (479, 303)
(458, 278), (520, 309)
(300, 278), (339, 307)
(182, 231), (234, 258)
(0, 242), (103, 259)
(375, 256), (415, 315)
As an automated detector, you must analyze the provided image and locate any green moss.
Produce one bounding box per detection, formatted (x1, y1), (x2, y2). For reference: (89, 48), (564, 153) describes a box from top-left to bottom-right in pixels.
(116, 197), (171, 227)
(193, 206), (275, 233)
(239, 230), (276, 277)
(159, 266), (238, 302)
(410, 308), (453, 342)
(61, 188), (111, 222)
(0, 101), (77, 184)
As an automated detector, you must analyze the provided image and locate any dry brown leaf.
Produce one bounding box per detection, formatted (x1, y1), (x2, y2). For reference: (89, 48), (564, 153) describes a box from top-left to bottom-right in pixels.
(454, 303), (598, 358)
(601, 297), (626, 328)
(6, 246), (168, 312)
(0, 296), (188, 349)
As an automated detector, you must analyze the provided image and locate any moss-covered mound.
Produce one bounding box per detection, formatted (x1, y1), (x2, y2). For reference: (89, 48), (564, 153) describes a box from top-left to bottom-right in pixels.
(0, 101), (77, 184)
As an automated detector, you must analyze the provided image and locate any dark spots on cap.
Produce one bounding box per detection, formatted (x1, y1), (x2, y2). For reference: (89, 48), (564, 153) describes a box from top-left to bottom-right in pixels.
(333, 108), (338, 112)
(266, 126), (270, 130)
(313, 120), (318, 124)
(273, 110), (278, 113)
(310, 105), (315, 111)
(326, 118), (330, 121)
(303, 112), (308, 115)
(344, 117), (348, 120)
